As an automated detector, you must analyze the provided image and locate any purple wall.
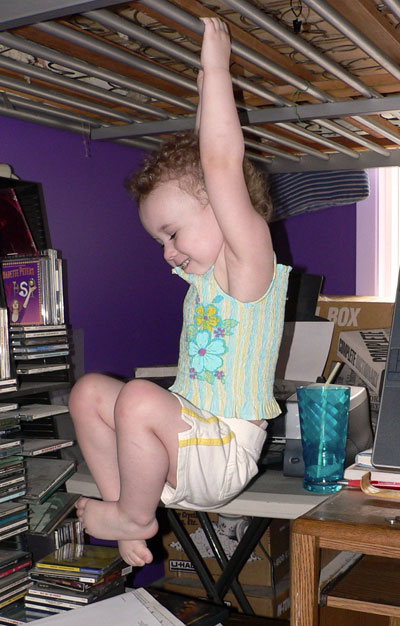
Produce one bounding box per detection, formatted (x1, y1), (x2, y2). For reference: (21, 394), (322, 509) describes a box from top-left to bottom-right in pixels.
(0, 117), (187, 378)
(1, 116), (356, 378)
(270, 202), (357, 295)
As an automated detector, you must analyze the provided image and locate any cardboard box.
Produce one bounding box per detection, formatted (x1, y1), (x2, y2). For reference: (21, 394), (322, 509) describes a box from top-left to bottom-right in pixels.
(335, 364), (380, 416)
(337, 328), (389, 395)
(162, 512), (290, 587)
(316, 296), (394, 379)
(158, 575), (291, 619)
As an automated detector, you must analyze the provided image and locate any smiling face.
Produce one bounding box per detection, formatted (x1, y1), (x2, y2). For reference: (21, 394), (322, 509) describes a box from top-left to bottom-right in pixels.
(139, 179), (224, 275)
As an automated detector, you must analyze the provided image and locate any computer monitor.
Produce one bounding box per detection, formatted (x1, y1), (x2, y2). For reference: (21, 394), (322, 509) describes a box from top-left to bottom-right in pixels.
(372, 269), (400, 470)
(285, 271), (324, 321)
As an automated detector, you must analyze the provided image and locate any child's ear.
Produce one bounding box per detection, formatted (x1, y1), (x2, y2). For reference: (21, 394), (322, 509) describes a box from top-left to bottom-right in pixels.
(196, 185), (209, 207)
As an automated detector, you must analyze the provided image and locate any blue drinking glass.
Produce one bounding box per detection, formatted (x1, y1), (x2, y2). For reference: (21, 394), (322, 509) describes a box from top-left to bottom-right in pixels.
(297, 384), (350, 493)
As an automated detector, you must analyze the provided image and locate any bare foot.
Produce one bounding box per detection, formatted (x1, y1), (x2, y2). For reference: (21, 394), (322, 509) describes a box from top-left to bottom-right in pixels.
(75, 497), (158, 542)
(118, 539), (153, 567)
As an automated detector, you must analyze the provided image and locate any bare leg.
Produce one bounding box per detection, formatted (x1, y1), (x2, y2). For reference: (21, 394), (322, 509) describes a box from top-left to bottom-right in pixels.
(69, 374), (124, 500)
(69, 374), (189, 565)
(69, 374), (148, 565)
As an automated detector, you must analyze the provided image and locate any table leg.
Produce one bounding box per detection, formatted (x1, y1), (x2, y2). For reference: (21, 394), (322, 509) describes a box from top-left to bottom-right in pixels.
(389, 619), (400, 626)
(197, 512), (255, 614)
(216, 516), (271, 600)
(290, 531), (319, 626)
(166, 508), (224, 605)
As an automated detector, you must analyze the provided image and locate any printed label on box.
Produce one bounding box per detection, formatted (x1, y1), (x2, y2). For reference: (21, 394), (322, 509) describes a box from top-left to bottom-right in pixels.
(169, 560), (196, 573)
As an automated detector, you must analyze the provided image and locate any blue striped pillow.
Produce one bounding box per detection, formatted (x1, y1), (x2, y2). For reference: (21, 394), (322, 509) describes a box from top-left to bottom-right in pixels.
(268, 170), (370, 221)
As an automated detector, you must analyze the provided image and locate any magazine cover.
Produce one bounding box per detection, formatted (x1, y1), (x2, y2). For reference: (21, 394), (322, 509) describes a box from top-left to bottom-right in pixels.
(1, 259), (43, 325)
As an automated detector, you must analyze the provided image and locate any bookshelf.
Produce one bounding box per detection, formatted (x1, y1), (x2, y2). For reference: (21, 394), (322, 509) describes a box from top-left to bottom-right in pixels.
(0, 176), (131, 620)
(0, 177), (84, 615)
(6, 381), (72, 400)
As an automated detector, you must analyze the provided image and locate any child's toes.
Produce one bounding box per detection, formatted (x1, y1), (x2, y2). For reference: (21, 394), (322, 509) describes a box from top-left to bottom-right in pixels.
(75, 497), (89, 523)
(118, 540), (153, 567)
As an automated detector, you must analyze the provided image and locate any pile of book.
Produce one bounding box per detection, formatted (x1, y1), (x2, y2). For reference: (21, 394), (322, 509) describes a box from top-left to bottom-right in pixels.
(9, 325), (70, 381)
(24, 543), (132, 617)
(343, 448), (400, 489)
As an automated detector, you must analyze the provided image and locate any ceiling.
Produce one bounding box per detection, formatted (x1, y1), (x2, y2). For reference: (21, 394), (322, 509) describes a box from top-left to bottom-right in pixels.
(3, 0), (400, 172)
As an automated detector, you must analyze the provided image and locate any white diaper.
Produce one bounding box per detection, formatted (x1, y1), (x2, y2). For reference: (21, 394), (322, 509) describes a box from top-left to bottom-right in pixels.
(161, 393), (267, 510)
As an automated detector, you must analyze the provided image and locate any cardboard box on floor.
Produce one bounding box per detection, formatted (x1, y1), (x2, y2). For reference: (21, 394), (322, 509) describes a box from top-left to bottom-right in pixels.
(162, 511), (289, 587)
(158, 575), (290, 619)
(316, 296), (394, 380)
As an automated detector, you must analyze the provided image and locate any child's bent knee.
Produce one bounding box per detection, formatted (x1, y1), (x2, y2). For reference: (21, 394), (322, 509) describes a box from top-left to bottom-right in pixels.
(115, 379), (168, 427)
(116, 379), (154, 412)
(69, 373), (106, 414)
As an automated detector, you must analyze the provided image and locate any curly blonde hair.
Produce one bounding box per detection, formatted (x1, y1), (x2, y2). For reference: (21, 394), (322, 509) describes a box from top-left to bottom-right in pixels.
(125, 130), (273, 221)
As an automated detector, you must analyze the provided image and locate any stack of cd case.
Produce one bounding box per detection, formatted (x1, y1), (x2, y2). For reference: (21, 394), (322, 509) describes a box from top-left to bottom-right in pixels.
(9, 325), (70, 382)
(0, 459), (26, 510)
(0, 501), (28, 543)
(3, 404), (70, 441)
(24, 544), (131, 616)
(0, 548), (33, 613)
(0, 402), (25, 507)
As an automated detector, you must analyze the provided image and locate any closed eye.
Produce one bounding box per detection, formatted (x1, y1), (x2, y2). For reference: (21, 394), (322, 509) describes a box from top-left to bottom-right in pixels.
(153, 232), (176, 247)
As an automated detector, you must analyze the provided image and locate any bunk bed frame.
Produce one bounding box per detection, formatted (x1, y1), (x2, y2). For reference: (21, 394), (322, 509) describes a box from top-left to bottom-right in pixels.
(2, 0), (400, 173)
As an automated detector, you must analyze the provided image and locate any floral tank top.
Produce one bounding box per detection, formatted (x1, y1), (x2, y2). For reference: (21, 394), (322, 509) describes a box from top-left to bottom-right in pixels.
(169, 258), (291, 420)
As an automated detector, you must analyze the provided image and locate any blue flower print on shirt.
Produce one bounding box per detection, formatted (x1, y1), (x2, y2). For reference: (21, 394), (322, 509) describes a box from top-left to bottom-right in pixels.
(188, 330), (226, 375)
(186, 295), (238, 385)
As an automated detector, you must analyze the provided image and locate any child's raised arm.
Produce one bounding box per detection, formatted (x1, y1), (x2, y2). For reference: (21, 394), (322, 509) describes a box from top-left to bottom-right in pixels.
(198, 18), (274, 302)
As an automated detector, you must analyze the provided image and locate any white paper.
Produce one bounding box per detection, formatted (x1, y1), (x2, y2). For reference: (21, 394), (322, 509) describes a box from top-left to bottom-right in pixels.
(133, 588), (185, 626)
(275, 321), (334, 382)
(32, 589), (184, 626)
